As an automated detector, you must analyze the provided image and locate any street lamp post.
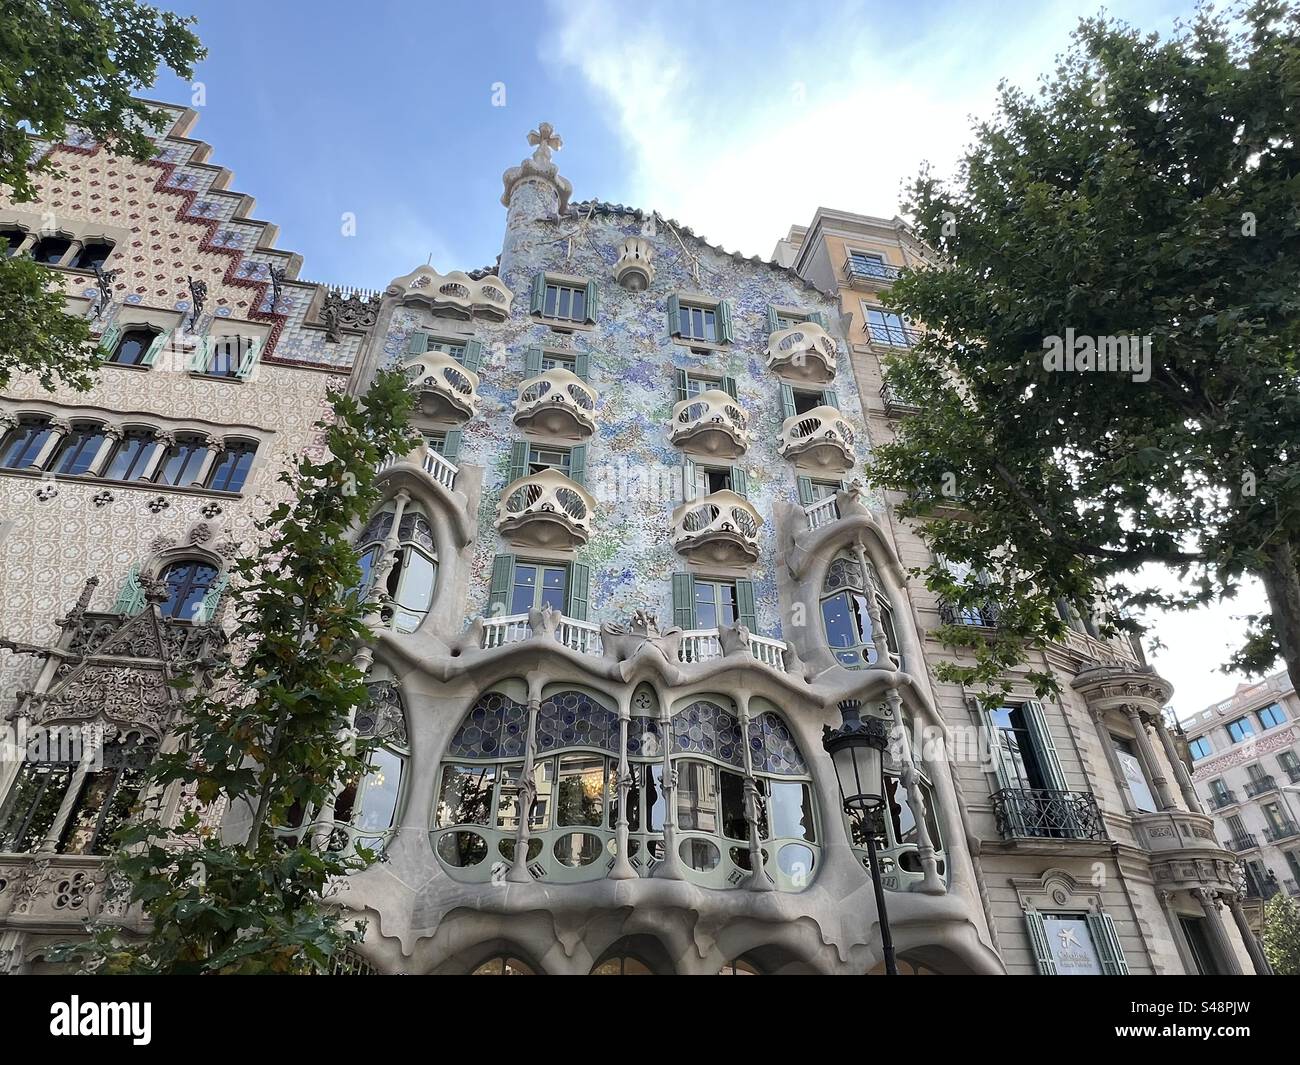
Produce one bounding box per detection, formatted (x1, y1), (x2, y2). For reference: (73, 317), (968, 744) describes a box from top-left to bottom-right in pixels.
(823, 698), (897, 976)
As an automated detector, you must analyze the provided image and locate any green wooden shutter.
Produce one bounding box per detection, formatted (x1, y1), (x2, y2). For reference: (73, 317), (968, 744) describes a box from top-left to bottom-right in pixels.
(1022, 700), (1068, 791)
(574, 351), (590, 381)
(462, 339), (484, 372)
(796, 476), (815, 505)
(721, 375), (738, 400)
(406, 331), (429, 355)
(567, 561), (591, 621)
(821, 388), (840, 410)
(187, 335), (210, 372)
(765, 306), (780, 335)
(735, 580), (757, 630)
(1087, 912), (1130, 975)
(675, 368), (689, 402)
(809, 310), (829, 330)
(529, 273), (546, 315)
(1024, 911), (1059, 975)
(525, 346), (543, 376)
(441, 429), (463, 463)
(672, 573), (696, 629)
(488, 554), (516, 615)
(111, 564), (145, 616)
(141, 329), (170, 367)
(506, 440), (528, 483)
(780, 383), (797, 420)
(682, 456), (697, 501)
(234, 336), (263, 380)
(96, 323), (122, 359)
(568, 444), (586, 487)
(194, 574), (229, 623)
(667, 294), (681, 336)
(717, 299), (733, 343)
(730, 467), (748, 499)
(584, 279), (598, 323)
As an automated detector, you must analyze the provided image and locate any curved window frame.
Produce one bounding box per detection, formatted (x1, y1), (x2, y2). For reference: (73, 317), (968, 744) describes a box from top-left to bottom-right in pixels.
(352, 504), (438, 633)
(158, 559), (222, 621)
(820, 553), (900, 669)
(847, 769), (947, 892)
(71, 239), (115, 271)
(102, 427), (158, 481)
(206, 439), (257, 493)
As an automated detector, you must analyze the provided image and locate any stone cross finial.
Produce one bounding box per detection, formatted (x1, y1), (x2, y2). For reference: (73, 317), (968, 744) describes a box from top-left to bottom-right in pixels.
(528, 123), (563, 157)
(501, 121), (573, 214)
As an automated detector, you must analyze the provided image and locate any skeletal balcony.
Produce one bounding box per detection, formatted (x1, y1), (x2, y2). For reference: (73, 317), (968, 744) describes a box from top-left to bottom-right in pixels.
(403, 353), (480, 422)
(496, 468), (595, 549)
(513, 369), (597, 440)
(765, 323), (837, 384)
(670, 389), (749, 459)
(670, 490), (762, 565)
(777, 406), (855, 471)
(387, 265), (513, 320)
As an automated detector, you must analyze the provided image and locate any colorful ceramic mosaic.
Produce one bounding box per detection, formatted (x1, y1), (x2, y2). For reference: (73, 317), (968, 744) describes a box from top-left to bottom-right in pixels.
(446, 691), (529, 759)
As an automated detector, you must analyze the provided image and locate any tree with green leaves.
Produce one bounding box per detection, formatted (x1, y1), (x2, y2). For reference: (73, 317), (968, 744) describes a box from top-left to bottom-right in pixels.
(871, 1), (1300, 704)
(71, 371), (415, 974)
(1260, 890), (1300, 975)
(0, 0), (204, 392)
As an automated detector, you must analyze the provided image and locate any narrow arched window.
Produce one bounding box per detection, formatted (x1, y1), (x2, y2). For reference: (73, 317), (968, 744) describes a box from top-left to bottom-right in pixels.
(159, 560), (221, 620)
(102, 428), (157, 481)
(471, 956), (536, 975)
(50, 422), (107, 475)
(108, 326), (159, 366)
(352, 504), (437, 633)
(153, 433), (211, 487)
(1, 227), (27, 256)
(30, 235), (70, 264)
(206, 441), (256, 492)
(72, 240), (114, 270)
(0, 416), (53, 469)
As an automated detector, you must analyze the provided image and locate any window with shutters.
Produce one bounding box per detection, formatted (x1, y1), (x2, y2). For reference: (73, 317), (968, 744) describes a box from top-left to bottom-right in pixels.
(693, 579), (740, 629)
(672, 573), (757, 632)
(530, 274), (598, 326)
(487, 555), (590, 622)
(987, 705), (1051, 791)
(767, 305), (830, 334)
(541, 350), (576, 372)
(0, 415), (54, 469)
(668, 294), (732, 346)
(197, 334), (262, 379)
(105, 326), (161, 366)
(510, 562), (568, 615)
(690, 463), (739, 498)
(527, 444), (571, 476)
(791, 387), (826, 415)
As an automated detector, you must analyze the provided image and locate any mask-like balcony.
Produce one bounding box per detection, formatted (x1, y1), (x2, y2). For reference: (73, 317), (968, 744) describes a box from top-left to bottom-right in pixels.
(513, 369), (597, 440)
(777, 406), (855, 471)
(404, 353), (479, 421)
(765, 323), (837, 384)
(670, 389), (749, 459)
(670, 490), (761, 565)
(387, 265), (513, 320)
(496, 468), (595, 549)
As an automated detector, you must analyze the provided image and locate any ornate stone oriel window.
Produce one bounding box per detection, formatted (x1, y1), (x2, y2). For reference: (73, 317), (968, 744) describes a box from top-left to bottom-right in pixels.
(820, 553), (898, 668)
(352, 502), (438, 633)
(432, 690), (818, 891)
(849, 771), (946, 891)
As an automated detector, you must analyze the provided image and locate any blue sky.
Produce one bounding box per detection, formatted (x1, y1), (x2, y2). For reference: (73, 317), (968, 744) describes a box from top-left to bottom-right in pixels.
(145, 0), (1271, 713)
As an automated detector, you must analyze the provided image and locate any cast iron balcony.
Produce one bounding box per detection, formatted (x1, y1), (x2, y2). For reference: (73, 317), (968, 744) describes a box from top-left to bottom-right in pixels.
(842, 255), (901, 287)
(1208, 789), (1238, 811)
(1244, 774), (1278, 797)
(765, 322), (837, 384)
(937, 598), (1000, 629)
(670, 490), (762, 565)
(990, 787), (1106, 841)
(495, 468), (595, 549)
(404, 353), (479, 421)
(1265, 821), (1300, 843)
(670, 389), (749, 459)
(879, 380), (921, 416)
(513, 368), (597, 440)
(777, 406), (855, 471)
(1223, 833), (1259, 852)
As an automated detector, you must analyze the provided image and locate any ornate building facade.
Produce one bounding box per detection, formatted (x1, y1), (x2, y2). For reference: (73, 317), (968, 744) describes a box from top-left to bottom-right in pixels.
(0, 107), (1267, 974)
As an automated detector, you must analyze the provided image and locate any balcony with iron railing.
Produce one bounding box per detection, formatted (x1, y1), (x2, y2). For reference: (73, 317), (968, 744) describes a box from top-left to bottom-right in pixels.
(670, 490), (762, 565)
(495, 468), (595, 549)
(765, 323), (837, 384)
(1208, 790), (1238, 811)
(879, 380), (921, 416)
(513, 368), (597, 440)
(1244, 774), (1278, 797)
(863, 322), (921, 348)
(1286, 877), (1300, 896)
(990, 788), (1107, 842)
(479, 614), (790, 672)
(1223, 833), (1260, 852)
(670, 389), (749, 459)
(777, 406), (855, 472)
(1265, 820), (1300, 843)
(842, 255), (902, 287)
(403, 353), (480, 421)
(937, 598), (1000, 630)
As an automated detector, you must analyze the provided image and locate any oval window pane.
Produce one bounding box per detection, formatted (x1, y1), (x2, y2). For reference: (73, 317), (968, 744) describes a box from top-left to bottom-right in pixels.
(728, 845), (767, 871)
(436, 830), (487, 867)
(553, 831), (603, 867)
(680, 837), (720, 872)
(777, 842), (815, 886)
(498, 837), (543, 863)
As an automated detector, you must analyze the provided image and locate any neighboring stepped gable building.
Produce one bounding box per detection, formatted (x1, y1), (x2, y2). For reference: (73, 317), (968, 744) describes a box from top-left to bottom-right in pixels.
(1183, 670), (1300, 915)
(775, 209), (1269, 975)
(0, 109), (1268, 976)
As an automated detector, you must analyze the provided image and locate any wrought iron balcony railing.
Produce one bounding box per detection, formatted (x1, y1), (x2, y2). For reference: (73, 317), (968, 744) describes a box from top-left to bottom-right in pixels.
(765, 322), (837, 384)
(1287, 765), (1300, 784)
(879, 380), (921, 416)
(843, 256), (901, 285)
(1265, 821), (1300, 843)
(1223, 833), (1260, 852)
(937, 598), (1000, 629)
(864, 323), (921, 348)
(1244, 775), (1278, 797)
(990, 787), (1106, 841)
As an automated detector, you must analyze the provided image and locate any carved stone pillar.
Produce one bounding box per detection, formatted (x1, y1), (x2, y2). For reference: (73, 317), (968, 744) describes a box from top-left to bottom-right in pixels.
(852, 541), (891, 665)
(1158, 890), (1200, 975)
(139, 430), (174, 481)
(608, 692), (636, 881)
(38, 729), (103, 853)
(29, 418), (71, 470)
(86, 423), (123, 477)
(508, 694), (543, 883)
(190, 435), (224, 488)
(654, 699), (685, 880)
(886, 688), (944, 894)
(1153, 714), (1204, 813)
(1226, 895), (1273, 975)
(735, 690), (772, 892)
(1192, 888), (1244, 975)
(1124, 704), (1176, 810)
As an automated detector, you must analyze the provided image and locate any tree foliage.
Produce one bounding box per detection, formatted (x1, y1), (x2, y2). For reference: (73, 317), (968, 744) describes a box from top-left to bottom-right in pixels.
(871, 1), (1300, 703)
(72, 372), (416, 974)
(0, 0), (204, 393)
(1260, 890), (1300, 975)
